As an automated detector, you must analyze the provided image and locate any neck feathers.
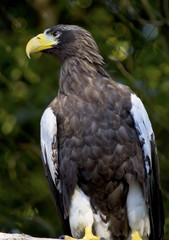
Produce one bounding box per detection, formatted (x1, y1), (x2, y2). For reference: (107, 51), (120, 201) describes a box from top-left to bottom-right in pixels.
(59, 57), (109, 95)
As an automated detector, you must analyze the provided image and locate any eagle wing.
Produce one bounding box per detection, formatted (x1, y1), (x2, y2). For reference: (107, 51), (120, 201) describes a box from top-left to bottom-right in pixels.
(130, 93), (164, 240)
(40, 103), (71, 235)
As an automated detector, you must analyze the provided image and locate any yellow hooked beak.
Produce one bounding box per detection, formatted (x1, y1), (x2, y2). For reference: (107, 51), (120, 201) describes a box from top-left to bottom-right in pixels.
(26, 33), (57, 58)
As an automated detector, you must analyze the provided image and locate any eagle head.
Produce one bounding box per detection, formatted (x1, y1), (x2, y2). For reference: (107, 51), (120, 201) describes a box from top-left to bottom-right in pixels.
(26, 24), (103, 65)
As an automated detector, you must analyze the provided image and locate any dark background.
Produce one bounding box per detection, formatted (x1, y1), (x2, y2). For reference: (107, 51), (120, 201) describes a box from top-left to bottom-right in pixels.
(0, 0), (168, 238)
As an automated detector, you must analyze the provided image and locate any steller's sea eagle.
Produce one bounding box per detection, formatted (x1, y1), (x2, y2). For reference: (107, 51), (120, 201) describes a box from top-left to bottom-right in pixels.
(26, 25), (164, 240)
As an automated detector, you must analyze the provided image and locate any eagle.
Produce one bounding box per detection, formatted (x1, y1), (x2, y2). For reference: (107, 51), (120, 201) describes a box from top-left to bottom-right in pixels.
(26, 25), (164, 240)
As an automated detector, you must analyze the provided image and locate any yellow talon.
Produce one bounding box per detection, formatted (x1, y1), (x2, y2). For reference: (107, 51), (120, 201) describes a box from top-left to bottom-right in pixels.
(63, 227), (103, 240)
(131, 230), (142, 240)
(83, 226), (101, 240)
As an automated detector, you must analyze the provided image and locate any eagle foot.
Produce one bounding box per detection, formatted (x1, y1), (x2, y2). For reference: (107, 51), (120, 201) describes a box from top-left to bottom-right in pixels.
(59, 227), (106, 240)
(131, 230), (142, 240)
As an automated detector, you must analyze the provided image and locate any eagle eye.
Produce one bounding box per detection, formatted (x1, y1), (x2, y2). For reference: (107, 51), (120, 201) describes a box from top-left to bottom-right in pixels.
(53, 31), (60, 37)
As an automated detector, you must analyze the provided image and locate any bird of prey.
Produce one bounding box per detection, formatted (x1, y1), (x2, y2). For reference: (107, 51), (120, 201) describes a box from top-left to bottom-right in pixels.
(26, 25), (164, 240)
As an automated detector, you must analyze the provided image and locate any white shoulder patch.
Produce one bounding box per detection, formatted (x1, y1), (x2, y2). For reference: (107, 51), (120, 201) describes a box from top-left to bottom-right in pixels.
(130, 93), (154, 174)
(40, 107), (57, 183)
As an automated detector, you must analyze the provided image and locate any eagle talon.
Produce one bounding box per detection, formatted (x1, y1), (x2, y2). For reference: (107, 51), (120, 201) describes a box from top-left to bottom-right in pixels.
(131, 230), (142, 240)
(58, 227), (104, 240)
(100, 237), (106, 240)
(82, 227), (103, 240)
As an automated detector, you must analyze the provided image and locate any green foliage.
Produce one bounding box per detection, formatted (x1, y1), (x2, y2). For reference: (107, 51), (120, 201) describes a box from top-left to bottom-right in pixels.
(0, 0), (168, 238)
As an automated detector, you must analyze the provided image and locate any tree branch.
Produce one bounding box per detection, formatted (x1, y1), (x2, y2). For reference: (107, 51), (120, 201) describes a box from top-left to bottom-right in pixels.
(0, 232), (60, 240)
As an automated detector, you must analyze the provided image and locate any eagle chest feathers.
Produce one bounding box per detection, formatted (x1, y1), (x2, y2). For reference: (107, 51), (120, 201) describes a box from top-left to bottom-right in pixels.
(52, 80), (146, 237)
(27, 24), (164, 240)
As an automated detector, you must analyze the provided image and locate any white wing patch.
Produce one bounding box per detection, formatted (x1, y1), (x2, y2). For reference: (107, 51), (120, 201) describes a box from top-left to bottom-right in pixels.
(40, 107), (57, 183)
(130, 93), (154, 174)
